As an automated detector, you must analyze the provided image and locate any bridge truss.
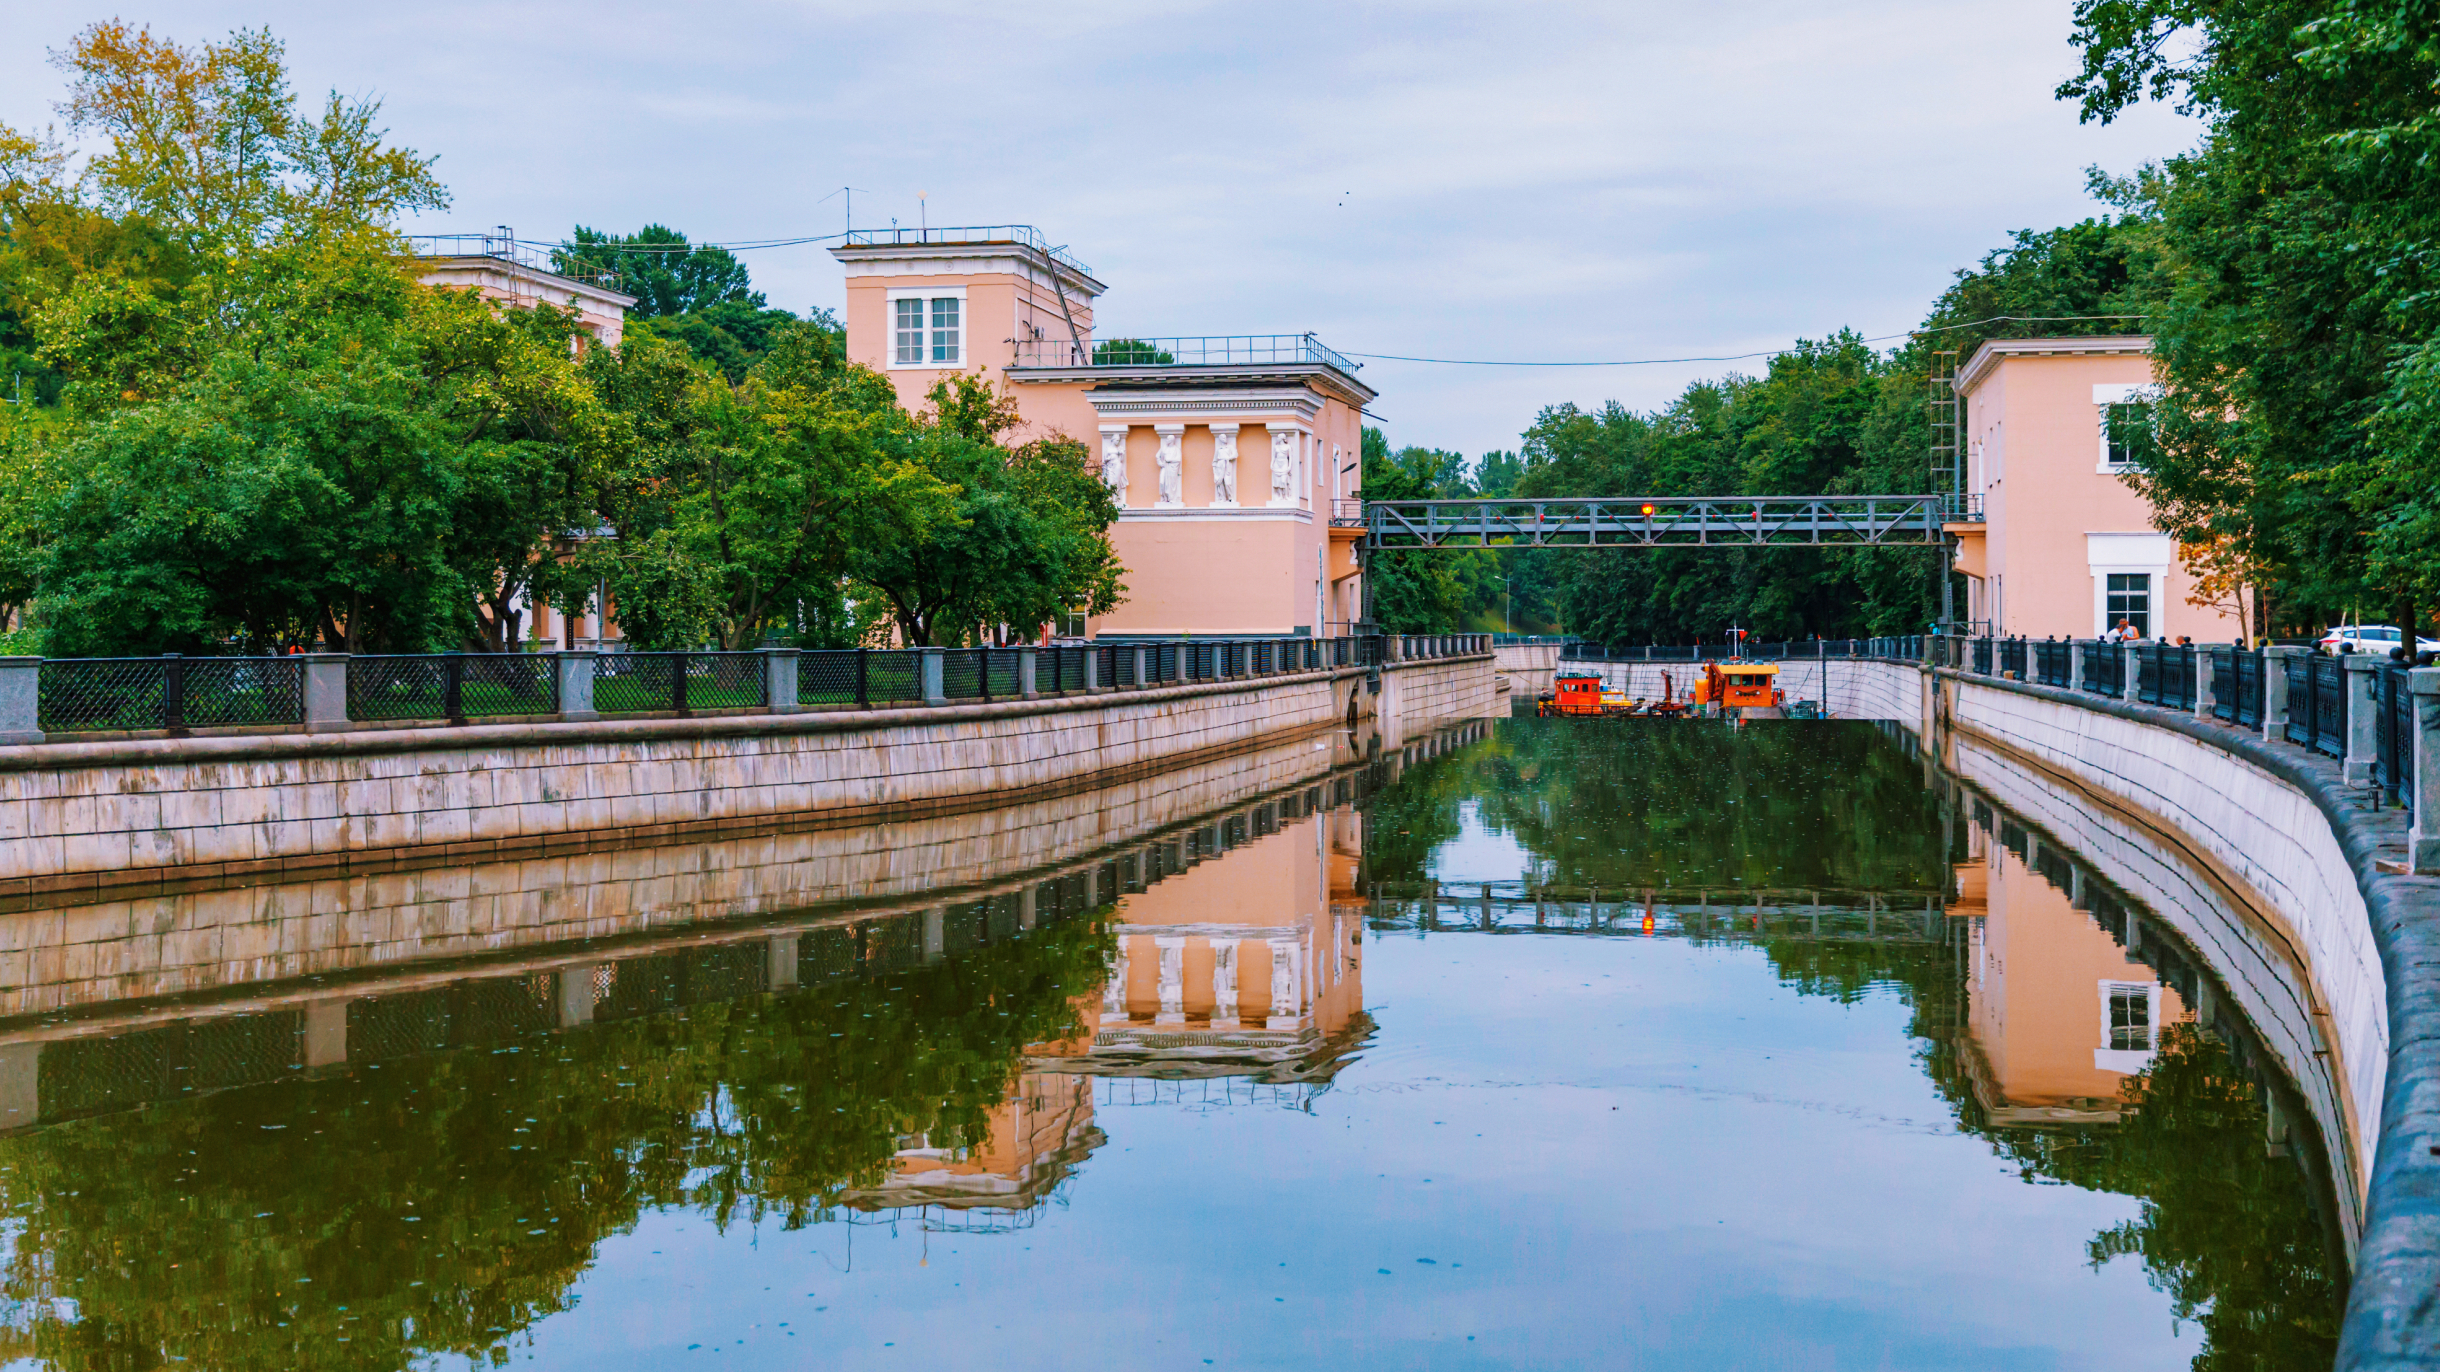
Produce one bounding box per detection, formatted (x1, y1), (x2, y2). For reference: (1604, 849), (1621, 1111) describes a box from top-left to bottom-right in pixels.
(1359, 495), (1952, 551)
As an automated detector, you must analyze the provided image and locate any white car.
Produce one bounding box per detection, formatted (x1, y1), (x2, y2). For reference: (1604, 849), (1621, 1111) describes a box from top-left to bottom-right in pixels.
(2318, 625), (2440, 656)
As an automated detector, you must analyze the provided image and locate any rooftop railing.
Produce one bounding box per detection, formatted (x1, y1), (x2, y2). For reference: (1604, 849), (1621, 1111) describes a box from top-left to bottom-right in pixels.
(1010, 334), (1360, 374)
(838, 225), (1092, 278)
(406, 230), (623, 291)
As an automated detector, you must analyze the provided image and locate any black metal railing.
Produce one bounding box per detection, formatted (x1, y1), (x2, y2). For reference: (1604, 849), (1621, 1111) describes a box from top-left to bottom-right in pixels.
(595, 652), (767, 716)
(2285, 652), (2346, 758)
(2378, 664), (2415, 805)
(2133, 642), (2196, 711)
(2080, 642), (2124, 697)
(2032, 640), (2073, 688)
(13, 635), (1427, 743)
(2206, 646), (2266, 729)
(348, 653), (558, 723)
(37, 655), (304, 735)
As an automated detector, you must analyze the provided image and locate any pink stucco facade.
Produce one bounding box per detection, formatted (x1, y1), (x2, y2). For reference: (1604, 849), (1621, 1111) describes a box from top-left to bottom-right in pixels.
(831, 230), (1376, 639)
(1952, 337), (2240, 642)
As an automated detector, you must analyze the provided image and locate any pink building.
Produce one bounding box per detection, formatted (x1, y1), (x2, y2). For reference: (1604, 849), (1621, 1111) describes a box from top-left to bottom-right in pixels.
(413, 230), (637, 350)
(830, 227), (1376, 639)
(1949, 336), (2240, 641)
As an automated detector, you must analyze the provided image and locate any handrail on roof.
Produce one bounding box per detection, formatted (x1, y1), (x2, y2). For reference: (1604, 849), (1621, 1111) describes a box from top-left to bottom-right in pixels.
(839, 225), (1092, 278)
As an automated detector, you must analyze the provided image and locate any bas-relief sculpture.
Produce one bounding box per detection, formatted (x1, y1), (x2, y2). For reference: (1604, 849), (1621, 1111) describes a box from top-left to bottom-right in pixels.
(1212, 427), (1238, 506)
(1101, 430), (1128, 506)
(1155, 430), (1183, 507)
(1270, 430), (1296, 506)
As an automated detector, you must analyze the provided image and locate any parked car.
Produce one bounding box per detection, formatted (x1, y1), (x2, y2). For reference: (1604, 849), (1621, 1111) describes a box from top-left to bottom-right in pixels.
(2317, 624), (2440, 655)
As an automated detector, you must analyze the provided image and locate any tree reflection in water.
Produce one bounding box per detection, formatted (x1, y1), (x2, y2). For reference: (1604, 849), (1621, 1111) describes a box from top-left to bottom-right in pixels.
(1367, 717), (2343, 1372)
(0, 916), (1111, 1371)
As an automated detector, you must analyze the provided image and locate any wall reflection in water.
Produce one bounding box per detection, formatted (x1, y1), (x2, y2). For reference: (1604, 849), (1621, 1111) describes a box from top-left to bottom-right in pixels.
(0, 721), (1482, 1369)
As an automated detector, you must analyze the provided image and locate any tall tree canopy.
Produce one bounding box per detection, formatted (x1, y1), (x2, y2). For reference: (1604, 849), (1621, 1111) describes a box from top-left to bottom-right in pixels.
(2057, 0), (2440, 636)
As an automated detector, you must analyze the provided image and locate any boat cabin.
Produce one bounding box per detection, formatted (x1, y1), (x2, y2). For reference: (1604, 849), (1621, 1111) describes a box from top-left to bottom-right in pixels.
(1548, 674), (1607, 717)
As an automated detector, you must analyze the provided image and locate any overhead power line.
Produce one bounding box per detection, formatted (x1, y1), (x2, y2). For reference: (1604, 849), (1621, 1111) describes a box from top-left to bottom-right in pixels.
(1339, 316), (2151, 367)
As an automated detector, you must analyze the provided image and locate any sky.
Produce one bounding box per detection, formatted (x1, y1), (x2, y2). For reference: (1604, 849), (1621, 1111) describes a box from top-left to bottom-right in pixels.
(0, 1), (2205, 459)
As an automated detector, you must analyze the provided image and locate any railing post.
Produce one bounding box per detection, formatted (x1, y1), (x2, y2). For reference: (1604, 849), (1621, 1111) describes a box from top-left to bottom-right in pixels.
(919, 646), (946, 705)
(162, 654), (186, 735)
(2343, 653), (2381, 785)
(1135, 646), (1150, 687)
(559, 650), (599, 721)
(1083, 645), (1101, 692)
(2193, 647), (2216, 721)
(2410, 668), (2440, 872)
(764, 648), (799, 715)
(443, 652), (465, 724)
(302, 653), (350, 732)
(2123, 644), (2143, 705)
(856, 648), (870, 709)
(0, 657), (41, 745)
(2068, 640), (2084, 693)
(1018, 646), (1038, 699)
(2264, 646), (2302, 743)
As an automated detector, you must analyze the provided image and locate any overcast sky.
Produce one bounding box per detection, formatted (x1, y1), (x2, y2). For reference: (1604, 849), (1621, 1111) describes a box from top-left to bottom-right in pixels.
(0, 1), (2202, 458)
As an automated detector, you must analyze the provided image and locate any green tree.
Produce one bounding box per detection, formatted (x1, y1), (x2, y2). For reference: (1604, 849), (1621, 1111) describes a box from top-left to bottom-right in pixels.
(578, 327), (955, 651)
(2058, 0), (2440, 635)
(554, 224), (756, 319)
(848, 372), (1125, 645)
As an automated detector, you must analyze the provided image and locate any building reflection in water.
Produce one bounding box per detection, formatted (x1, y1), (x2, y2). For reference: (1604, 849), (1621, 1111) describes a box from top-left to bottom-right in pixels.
(1952, 798), (2185, 1128)
(846, 768), (1397, 1224)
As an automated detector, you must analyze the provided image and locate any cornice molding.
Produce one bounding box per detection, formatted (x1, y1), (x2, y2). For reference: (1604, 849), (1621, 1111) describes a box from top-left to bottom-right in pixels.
(1958, 335), (2154, 394)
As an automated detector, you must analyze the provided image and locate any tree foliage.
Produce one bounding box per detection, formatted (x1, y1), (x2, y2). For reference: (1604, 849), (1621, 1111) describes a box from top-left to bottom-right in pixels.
(849, 372), (1126, 646)
(2058, 0), (2440, 635)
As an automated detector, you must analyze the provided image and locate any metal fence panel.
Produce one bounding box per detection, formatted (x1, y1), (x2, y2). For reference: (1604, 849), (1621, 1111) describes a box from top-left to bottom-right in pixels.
(40, 656), (303, 734)
(38, 657), (169, 733)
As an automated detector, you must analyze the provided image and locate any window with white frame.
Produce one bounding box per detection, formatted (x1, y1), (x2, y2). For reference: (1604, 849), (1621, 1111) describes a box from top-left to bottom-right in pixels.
(889, 292), (963, 367)
(2104, 981), (2157, 1052)
(2106, 573), (2152, 638)
(2095, 383), (2161, 472)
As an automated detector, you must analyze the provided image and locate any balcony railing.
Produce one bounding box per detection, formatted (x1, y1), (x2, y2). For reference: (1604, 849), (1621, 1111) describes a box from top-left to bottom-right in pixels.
(1010, 334), (1359, 374)
(839, 225), (1091, 278)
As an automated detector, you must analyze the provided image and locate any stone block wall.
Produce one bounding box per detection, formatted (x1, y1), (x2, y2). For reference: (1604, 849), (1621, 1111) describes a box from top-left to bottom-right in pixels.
(0, 727), (1368, 1023)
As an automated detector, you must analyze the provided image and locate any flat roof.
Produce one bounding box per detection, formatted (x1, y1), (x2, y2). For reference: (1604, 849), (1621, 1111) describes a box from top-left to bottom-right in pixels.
(1957, 335), (2152, 392)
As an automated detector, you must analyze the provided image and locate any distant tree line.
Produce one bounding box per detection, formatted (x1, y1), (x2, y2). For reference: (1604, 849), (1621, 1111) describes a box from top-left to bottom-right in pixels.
(0, 23), (1123, 656)
(1360, 218), (2157, 640)
(1369, 0), (2440, 644)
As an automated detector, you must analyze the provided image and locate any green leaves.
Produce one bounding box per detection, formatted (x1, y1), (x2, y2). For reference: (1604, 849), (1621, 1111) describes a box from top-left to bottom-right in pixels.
(845, 373), (1123, 646)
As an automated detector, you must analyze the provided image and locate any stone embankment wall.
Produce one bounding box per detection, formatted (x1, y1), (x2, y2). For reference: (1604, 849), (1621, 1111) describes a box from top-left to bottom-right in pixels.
(0, 724), (1383, 1028)
(1492, 643), (1562, 698)
(1576, 658), (1922, 721)
(0, 656), (1495, 902)
(1377, 655), (1502, 740)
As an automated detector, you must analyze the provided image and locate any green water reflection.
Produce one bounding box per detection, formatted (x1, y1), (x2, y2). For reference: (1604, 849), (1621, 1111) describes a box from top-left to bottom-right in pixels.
(0, 719), (2345, 1370)
(1368, 718), (2343, 1369)
(0, 917), (1109, 1370)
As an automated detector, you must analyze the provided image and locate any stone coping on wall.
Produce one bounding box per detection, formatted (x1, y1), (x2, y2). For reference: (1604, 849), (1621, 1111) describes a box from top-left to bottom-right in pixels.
(1923, 666), (2440, 1370)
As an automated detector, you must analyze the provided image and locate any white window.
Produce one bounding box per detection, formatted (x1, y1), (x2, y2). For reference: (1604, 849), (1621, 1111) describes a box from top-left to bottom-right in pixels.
(2095, 979), (2163, 1073)
(2094, 383), (2161, 473)
(886, 288), (965, 368)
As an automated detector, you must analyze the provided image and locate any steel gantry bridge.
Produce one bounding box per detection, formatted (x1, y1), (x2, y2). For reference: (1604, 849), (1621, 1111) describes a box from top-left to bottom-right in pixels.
(1357, 495), (1956, 551)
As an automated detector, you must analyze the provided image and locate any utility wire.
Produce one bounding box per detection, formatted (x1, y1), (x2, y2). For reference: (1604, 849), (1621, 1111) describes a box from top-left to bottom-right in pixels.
(1339, 315), (2151, 367)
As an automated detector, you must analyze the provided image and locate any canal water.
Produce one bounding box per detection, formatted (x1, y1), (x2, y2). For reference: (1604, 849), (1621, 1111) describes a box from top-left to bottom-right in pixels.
(0, 720), (2341, 1370)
